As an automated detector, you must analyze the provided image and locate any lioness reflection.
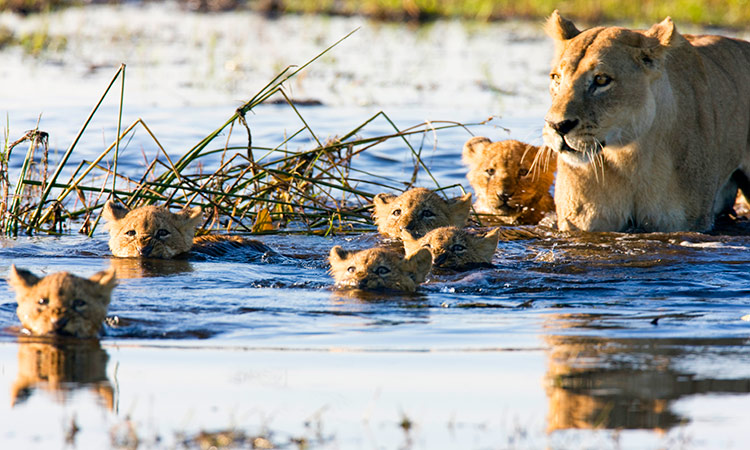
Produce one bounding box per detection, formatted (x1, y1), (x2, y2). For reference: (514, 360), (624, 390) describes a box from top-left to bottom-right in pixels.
(11, 338), (114, 411)
(544, 319), (750, 431)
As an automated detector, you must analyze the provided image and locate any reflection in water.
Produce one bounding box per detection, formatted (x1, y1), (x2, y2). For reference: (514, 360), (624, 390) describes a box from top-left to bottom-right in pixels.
(11, 337), (114, 411)
(544, 318), (750, 431)
(108, 257), (193, 278)
(330, 288), (428, 304)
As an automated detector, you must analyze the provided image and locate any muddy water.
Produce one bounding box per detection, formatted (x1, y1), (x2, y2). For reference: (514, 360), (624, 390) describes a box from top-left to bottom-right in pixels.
(2, 4), (750, 449)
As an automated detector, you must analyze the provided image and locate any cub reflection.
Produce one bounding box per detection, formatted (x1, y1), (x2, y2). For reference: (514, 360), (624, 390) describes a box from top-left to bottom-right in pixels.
(544, 330), (750, 431)
(108, 256), (193, 278)
(11, 338), (114, 411)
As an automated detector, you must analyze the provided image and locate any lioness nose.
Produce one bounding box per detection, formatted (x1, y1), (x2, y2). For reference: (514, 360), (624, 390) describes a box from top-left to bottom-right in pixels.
(547, 118), (579, 135)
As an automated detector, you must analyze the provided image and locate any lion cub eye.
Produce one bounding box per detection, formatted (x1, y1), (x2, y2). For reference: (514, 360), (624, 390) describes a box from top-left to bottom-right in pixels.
(420, 210), (435, 219)
(347, 266), (356, 273)
(485, 168), (495, 176)
(37, 298), (49, 306)
(155, 229), (170, 239)
(72, 299), (86, 310)
(593, 74), (612, 87)
(374, 266), (391, 276)
(125, 230), (136, 237)
(450, 244), (466, 252)
(392, 208), (402, 217)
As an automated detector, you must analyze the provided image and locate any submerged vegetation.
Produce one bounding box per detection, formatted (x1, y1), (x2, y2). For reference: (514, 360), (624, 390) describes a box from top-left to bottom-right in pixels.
(0, 31), (478, 237)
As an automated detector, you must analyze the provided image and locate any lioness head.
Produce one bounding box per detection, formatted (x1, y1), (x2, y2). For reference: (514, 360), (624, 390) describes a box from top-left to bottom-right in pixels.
(463, 137), (556, 224)
(543, 10), (680, 166)
(402, 226), (500, 270)
(8, 266), (117, 338)
(102, 200), (203, 258)
(328, 246), (432, 293)
(372, 188), (472, 240)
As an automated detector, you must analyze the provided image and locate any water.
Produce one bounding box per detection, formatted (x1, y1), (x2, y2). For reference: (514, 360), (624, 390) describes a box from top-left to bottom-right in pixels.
(2, 4), (750, 449)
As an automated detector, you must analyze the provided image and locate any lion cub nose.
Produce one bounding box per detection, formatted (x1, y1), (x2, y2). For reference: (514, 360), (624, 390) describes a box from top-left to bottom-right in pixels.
(547, 118), (579, 136)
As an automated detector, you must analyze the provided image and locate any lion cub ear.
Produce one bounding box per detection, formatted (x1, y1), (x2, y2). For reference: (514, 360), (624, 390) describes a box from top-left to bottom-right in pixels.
(405, 248), (432, 284)
(476, 228), (501, 260)
(462, 136), (492, 168)
(7, 265), (40, 293)
(328, 246), (351, 266)
(89, 268), (118, 294)
(174, 206), (203, 232)
(401, 233), (423, 258)
(101, 200), (130, 223)
(447, 193), (472, 227)
(545, 10), (581, 42)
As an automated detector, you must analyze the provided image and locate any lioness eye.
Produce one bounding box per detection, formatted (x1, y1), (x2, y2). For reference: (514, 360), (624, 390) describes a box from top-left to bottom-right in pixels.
(392, 209), (402, 217)
(347, 266), (356, 273)
(73, 299), (86, 309)
(156, 229), (170, 239)
(485, 168), (495, 176)
(519, 168), (529, 177)
(593, 74), (611, 87)
(38, 298), (49, 306)
(421, 210), (435, 219)
(125, 229), (136, 237)
(375, 266), (391, 275)
(450, 244), (466, 252)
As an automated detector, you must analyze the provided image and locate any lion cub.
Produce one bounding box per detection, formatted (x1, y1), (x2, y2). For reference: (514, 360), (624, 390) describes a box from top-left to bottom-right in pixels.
(403, 226), (500, 270)
(102, 200), (272, 259)
(328, 246), (432, 293)
(373, 187), (472, 240)
(462, 137), (556, 225)
(8, 266), (116, 338)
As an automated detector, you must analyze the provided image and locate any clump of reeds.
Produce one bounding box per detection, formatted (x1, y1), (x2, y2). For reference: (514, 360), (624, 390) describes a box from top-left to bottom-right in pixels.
(1, 31), (480, 237)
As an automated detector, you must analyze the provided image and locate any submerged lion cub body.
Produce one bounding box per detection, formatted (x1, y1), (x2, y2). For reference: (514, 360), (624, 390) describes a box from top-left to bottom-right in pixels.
(103, 200), (272, 259)
(328, 246), (432, 293)
(463, 137), (556, 225)
(8, 266), (116, 338)
(372, 188), (472, 239)
(403, 226), (500, 270)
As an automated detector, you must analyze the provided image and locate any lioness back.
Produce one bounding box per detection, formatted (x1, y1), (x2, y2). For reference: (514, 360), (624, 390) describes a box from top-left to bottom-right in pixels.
(372, 188), (472, 239)
(328, 246), (432, 293)
(463, 137), (556, 225)
(8, 266), (116, 338)
(543, 11), (750, 232)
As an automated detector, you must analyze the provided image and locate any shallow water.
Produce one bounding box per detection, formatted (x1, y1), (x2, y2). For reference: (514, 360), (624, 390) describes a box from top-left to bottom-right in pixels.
(2, 4), (750, 449)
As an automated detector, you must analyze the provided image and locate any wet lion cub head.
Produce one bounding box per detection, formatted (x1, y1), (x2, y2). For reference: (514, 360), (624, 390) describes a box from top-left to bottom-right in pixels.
(463, 137), (556, 225)
(8, 266), (117, 338)
(328, 246), (432, 293)
(102, 200), (203, 258)
(403, 226), (500, 270)
(372, 187), (472, 240)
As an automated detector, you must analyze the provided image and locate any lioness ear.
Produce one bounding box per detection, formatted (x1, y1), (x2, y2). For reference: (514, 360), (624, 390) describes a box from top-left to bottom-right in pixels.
(545, 10), (581, 41)
(642, 17), (682, 65)
(462, 136), (492, 168)
(448, 193), (472, 227)
(406, 248), (432, 284)
(7, 265), (40, 293)
(174, 206), (203, 232)
(101, 200), (129, 223)
(328, 246), (350, 265)
(89, 268), (117, 293)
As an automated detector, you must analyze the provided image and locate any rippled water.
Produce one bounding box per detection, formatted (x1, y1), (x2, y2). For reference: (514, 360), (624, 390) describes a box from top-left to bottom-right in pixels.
(2, 4), (750, 449)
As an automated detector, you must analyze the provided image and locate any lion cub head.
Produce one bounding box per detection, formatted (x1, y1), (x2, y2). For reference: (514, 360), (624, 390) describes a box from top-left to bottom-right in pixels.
(8, 266), (117, 338)
(372, 187), (472, 239)
(463, 137), (556, 225)
(328, 246), (432, 293)
(403, 226), (500, 270)
(102, 200), (203, 258)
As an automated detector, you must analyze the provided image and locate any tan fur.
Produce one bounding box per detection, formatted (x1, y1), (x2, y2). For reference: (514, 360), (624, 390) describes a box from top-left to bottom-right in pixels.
(11, 340), (114, 410)
(462, 137), (556, 225)
(328, 246), (432, 292)
(402, 226), (500, 269)
(372, 188), (472, 239)
(543, 11), (750, 232)
(8, 266), (116, 338)
(102, 200), (203, 258)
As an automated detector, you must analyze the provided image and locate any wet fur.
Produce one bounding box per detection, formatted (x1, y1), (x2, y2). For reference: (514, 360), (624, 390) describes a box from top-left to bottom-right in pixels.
(328, 246), (432, 292)
(402, 226), (500, 270)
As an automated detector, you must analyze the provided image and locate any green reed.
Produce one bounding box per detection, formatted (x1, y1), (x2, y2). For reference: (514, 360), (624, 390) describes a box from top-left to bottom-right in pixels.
(0, 31), (482, 237)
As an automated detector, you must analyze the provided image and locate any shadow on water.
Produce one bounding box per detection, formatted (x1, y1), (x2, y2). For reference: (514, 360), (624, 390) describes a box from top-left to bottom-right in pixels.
(10, 336), (113, 411)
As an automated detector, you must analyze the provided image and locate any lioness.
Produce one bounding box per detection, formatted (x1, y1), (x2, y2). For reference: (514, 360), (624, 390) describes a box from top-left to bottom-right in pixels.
(543, 11), (750, 232)
(8, 266), (116, 338)
(402, 226), (500, 270)
(328, 246), (432, 292)
(462, 137), (556, 225)
(102, 200), (272, 258)
(372, 188), (472, 239)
